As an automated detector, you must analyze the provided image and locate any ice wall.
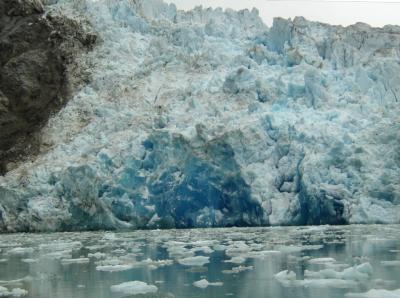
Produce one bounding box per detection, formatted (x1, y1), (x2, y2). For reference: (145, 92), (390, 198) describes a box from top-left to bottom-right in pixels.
(0, 0), (399, 231)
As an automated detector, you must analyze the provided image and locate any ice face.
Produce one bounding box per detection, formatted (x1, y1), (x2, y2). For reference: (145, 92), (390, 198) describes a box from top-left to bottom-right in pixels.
(0, 0), (399, 231)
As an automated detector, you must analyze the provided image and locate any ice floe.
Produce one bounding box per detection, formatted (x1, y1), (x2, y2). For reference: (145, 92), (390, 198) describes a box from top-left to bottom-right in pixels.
(110, 281), (158, 295)
(193, 279), (223, 289)
(178, 256), (209, 266)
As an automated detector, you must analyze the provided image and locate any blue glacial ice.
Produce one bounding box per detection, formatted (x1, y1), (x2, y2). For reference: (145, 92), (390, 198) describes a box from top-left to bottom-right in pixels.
(0, 0), (399, 231)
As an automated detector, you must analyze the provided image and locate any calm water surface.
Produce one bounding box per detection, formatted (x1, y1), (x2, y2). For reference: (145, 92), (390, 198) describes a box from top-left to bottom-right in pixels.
(0, 225), (399, 298)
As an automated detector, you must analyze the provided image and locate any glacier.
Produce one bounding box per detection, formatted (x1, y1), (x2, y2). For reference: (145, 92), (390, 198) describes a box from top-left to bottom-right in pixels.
(0, 0), (399, 231)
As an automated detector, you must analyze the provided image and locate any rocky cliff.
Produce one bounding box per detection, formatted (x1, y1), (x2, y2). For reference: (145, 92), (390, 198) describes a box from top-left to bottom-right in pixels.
(0, 0), (96, 174)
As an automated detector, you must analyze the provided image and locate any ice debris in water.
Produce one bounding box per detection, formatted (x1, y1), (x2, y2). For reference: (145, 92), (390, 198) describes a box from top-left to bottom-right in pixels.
(193, 279), (223, 289)
(6, 248), (34, 256)
(380, 261), (400, 267)
(61, 258), (90, 265)
(96, 264), (133, 272)
(110, 281), (158, 295)
(275, 270), (297, 281)
(222, 265), (254, 274)
(305, 262), (373, 282)
(178, 256), (210, 266)
(0, 226), (399, 296)
(308, 257), (337, 264)
(346, 289), (400, 298)
(275, 263), (373, 288)
(87, 252), (106, 259)
(0, 286), (28, 297)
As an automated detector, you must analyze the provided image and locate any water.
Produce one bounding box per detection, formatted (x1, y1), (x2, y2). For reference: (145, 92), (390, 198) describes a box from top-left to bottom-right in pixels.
(0, 225), (399, 298)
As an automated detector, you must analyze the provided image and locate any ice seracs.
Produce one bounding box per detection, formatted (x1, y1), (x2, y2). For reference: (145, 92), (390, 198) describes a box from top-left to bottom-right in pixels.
(0, 0), (399, 231)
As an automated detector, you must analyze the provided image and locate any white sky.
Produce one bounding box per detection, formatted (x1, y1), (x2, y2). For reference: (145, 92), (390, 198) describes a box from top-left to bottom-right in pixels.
(165, 0), (400, 27)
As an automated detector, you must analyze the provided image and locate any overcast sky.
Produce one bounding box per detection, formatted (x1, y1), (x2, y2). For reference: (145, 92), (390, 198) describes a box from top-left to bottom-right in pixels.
(165, 0), (400, 27)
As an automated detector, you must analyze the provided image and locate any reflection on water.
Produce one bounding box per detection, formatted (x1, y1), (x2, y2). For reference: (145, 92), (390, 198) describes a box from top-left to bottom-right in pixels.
(0, 225), (399, 298)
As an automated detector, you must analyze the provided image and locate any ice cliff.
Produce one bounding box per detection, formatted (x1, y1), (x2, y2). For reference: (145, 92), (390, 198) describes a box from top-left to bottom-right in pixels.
(0, 0), (399, 231)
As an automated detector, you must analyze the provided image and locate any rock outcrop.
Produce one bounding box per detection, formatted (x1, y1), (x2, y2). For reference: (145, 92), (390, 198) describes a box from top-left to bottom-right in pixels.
(0, 0), (96, 174)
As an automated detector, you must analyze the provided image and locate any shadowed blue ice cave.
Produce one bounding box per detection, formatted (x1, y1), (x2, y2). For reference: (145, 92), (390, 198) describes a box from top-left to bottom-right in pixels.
(101, 132), (267, 229)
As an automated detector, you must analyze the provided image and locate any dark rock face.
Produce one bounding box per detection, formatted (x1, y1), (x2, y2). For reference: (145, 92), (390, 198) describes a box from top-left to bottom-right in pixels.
(0, 0), (96, 174)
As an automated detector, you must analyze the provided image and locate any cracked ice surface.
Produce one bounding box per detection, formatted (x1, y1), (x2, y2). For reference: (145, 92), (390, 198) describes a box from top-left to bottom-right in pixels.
(0, 0), (399, 231)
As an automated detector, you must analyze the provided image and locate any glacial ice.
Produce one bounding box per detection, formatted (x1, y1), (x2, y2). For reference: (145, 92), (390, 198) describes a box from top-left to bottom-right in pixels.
(193, 279), (223, 289)
(60, 258), (90, 265)
(0, 0), (399, 231)
(0, 286), (28, 297)
(178, 255), (209, 266)
(110, 281), (158, 295)
(346, 289), (400, 298)
(275, 262), (375, 290)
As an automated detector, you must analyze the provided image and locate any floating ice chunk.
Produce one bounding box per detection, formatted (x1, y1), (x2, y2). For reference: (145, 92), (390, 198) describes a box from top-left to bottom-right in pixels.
(96, 264), (133, 272)
(0, 277), (32, 287)
(380, 261), (400, 266)
(43, 250), (72, 260)
(0, 286), (8, 296)
(225, 242), (251, 257)
(275, 246), (305, 253)
(245, 250), (281, 259)
(178, 256), (209, 266)
(193, 279), (223, 289)
(166, 244), (194, 258)
(39, 241), (82, 252)
(88, 252), (106, 259)
(111, 248), (126, 255)
(308, 257), (336, 264)
(0, 286), (28, 297)
(9, 288), (28, 297)
(301, 279), (357, 288)
(190, 240), (217, 247)
(6, 248), (33, 256)
(224, 256), (246, 264)
(345, 288), (400, 298)
(191, 246), (214, 254)
(300, 245), (324, 251)
(275, 270), (297, 281)
(276, 263), (372, 289)
(222, 265), (254, 274)
(110, 281), (157, 295)
(213, 244), (228, 251)
(305, 263), (373, 282)
(102, 233), (117, 241)
(276, 273), (358, 288)
(21, 259), (38, 264)
(85, 245), (107, 251)
(373, 279), (397, 287)
(141, 258), (173, 269)
(61, 258), (90, 265)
